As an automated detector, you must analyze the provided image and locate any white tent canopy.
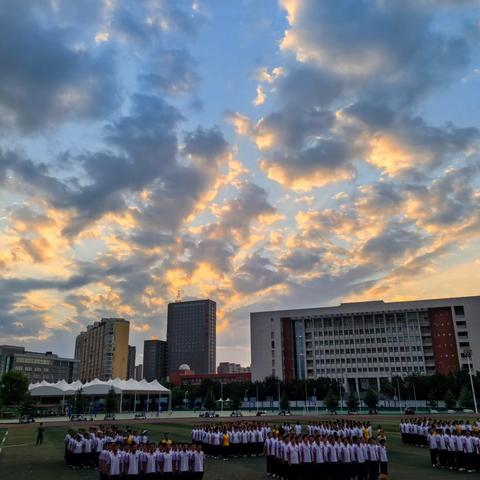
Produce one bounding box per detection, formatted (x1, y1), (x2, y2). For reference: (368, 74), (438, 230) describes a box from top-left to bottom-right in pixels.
(29, 378), (170, 396)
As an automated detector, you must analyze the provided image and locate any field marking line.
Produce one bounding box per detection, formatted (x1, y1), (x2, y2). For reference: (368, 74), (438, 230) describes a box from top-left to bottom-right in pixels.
(2, 443), (29, 448)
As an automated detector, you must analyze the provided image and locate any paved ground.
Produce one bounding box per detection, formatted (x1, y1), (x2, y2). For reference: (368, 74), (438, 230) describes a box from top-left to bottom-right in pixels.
(0, 415), (475, 479)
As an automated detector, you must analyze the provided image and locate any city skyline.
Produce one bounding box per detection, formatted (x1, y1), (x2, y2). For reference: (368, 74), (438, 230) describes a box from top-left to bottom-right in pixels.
(1, 1), (480, 368)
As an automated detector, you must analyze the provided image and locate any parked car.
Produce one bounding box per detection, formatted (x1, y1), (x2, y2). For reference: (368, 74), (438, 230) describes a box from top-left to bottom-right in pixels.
(199, 411), (218, 418)
(104, 413), (116, 421)
(19, 414), (35, 424)
(70, 414), (88, 421)
(404, 407), (415, 415)
(134, 411), (147, 419)
(255, 410), (267, 417)
(463, 409), (474, 413)
(278, 410), (292, 416)
(447, 409), (456, 414)
(429, 409), (439, 414)
(230, 410), (243, 417)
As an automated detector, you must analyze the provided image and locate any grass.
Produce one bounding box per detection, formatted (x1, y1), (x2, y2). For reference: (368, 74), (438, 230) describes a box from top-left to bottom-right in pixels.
(0, 417), (468, 479)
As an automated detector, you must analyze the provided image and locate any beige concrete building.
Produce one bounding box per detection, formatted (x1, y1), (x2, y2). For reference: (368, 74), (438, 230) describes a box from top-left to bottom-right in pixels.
(75, 318), (130, 381)
(251, 296), (480, 391)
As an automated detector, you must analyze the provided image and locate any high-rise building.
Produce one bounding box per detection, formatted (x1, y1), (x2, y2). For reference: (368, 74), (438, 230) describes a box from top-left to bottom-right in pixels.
(250, 296), (480, 391)
(127, 345), (136, 379)
(167, 299), (216, 375)
(143, 339), (168, 381)
(135, 364), (143, 381)
(75, 318), (130, 381)
(0, 345), (79, 383)
(217, 362), (251, 374)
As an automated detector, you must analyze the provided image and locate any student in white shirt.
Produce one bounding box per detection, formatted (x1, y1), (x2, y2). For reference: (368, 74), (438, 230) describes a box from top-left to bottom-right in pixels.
(193, 445), (205, 480)
(108, 447), (122, 479)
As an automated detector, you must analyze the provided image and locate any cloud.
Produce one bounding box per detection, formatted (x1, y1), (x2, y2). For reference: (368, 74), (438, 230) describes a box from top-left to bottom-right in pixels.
(140, 48), (200, 96)
(0, 0), (118, 132)
(233, 253), (286, 294)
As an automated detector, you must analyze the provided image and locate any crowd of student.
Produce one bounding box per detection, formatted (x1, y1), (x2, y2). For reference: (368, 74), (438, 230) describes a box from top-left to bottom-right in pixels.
(191, 420), (389, 480)
(64, 426), (205, 478)
(400, 418), (480, 473)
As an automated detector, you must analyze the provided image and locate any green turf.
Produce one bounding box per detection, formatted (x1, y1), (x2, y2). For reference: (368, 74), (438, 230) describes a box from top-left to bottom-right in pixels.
(0, 418), (466, 479)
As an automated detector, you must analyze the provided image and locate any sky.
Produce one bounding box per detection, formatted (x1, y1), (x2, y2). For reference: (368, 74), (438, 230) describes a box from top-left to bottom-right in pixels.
(1, 0), (480, 368)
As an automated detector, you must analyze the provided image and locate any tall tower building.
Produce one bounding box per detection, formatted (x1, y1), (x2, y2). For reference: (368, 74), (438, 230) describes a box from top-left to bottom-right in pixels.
(127, 345), (136, 379)
(75, 318), (130, 381)
(143, 339), (168, 381)
(167, 299), (216, 375)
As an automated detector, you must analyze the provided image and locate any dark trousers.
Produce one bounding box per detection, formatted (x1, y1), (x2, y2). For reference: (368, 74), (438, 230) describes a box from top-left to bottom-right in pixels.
(267, 455), (274, 474)
(430, 448), (438, 466)
(288, 464), (300, 480)
(368, 460), (379, 479)
(438, 449), (447, 468)
(36, 434), (44, 445)
(380, 461), (388, 475)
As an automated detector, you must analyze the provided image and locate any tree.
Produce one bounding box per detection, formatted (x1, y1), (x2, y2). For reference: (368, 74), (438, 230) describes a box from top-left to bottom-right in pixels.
(19, 393), (35, 416)
(0, 371), (29, 405)
(458, 385), (474, 410)
(280, 394), (290, 411)
(105, 387), (118, 413)
(204, 388), (217, 411)
(444, 389), (456, 410)
(324, 389), (339, 413)
(73, 388), (87, 414)
(347, 391), (359, 411)
(364, 389), (378, 414)
(230, 396), (241, 411)
(427, 391), (438, 409)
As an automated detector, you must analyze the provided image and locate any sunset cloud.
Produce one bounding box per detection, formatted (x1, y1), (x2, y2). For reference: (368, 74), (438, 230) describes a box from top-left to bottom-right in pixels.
(0, 0), (479, 367)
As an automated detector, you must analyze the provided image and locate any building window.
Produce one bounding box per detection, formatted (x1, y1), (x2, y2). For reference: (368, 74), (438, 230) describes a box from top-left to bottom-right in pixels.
(454, 306), (465, 316)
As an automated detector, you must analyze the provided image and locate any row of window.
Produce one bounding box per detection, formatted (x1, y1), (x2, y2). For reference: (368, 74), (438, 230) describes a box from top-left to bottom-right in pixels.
(311, 365), (424, 375)
(313, 356), (423, 364)
(310, 345), (423, 355)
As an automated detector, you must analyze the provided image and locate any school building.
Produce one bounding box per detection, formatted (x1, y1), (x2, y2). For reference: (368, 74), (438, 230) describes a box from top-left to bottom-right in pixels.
(250, 296), (480, 391)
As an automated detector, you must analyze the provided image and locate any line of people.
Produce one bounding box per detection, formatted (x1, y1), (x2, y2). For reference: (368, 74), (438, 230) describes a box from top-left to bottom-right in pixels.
(400, 418), (480, 447)
(426, 428), (480, 472)
(191, 421), (388, 480)
(191, 422), (269, 458)
(65, 426), (205, 478)
(264, 431), (388, 480)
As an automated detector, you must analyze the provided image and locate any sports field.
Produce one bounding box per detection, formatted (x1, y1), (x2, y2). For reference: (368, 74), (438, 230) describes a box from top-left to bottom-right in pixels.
(0, 416), (468, 479)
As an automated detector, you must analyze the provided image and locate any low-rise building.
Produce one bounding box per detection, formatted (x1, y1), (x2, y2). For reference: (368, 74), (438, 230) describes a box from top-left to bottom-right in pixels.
(0, 345), (78, 383)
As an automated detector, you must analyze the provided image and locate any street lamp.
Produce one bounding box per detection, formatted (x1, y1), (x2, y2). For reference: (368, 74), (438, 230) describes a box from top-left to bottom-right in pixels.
(463, 349), (478, 414)
(244, 389), (249, 412)
(313, 388), (317, 414)
(184, 389), (189, 409)
(220, 382), (224, 411)
(396, 377), (402, 414)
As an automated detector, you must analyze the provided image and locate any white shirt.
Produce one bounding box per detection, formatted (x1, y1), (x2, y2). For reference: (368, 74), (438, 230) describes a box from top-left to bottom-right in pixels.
(288, 444), (300, 464)
(179, 451), (191, 472)
(162, 452), (174, 473)
(127, 452), (140, 475)
(193, 451), (204, 472)
(109, 453), (121, 476)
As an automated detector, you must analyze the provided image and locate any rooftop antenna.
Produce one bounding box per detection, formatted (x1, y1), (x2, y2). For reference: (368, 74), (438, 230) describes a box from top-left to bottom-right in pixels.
(175, 289), (182, 303)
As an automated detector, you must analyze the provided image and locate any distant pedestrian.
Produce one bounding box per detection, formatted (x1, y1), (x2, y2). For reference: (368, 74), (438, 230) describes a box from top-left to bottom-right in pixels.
(36, 422), (45, 445)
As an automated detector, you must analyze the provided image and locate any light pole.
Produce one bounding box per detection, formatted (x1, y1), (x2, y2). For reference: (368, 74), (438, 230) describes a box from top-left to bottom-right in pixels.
(305, 382), (308, 413)
(220, 382), (224, 411)
(256, 383), (259, 412)
(396, 377), (402, 413)
(313, 388), (317, 415)
(464, 349), (478, 414)
(277, 380), (281, 411)
(244, 389), (249, 412)
(339, 379), (344, 414)
(184, 390), (189, 410)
